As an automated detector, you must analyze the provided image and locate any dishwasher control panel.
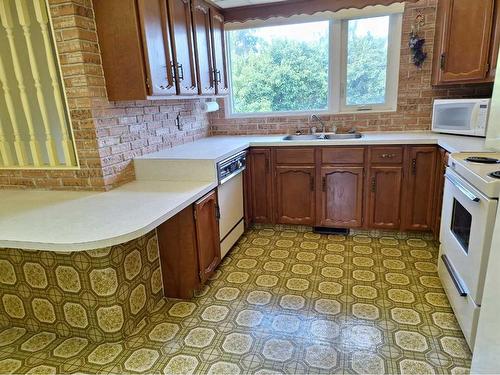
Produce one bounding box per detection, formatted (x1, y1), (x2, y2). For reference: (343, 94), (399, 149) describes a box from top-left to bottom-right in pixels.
(217, 151), (247, 185)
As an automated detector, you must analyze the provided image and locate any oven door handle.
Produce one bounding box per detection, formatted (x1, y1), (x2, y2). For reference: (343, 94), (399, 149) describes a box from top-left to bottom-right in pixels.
(445, 174), (480, 202)
(441, 254), (468, 297)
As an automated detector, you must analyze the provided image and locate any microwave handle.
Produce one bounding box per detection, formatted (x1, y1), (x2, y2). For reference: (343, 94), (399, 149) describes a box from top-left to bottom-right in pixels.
(471, 102), (480, 127)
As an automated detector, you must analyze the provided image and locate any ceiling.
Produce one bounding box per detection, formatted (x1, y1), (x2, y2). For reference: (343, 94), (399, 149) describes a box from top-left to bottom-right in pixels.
(211, 0), (287, 8)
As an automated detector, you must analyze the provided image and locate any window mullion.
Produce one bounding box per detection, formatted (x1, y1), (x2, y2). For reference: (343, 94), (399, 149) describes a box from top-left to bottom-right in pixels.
(330, 19), (343, 114)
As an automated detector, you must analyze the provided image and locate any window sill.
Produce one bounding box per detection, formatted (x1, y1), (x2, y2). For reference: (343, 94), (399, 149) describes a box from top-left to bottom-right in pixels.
(225, 108), (397, 119)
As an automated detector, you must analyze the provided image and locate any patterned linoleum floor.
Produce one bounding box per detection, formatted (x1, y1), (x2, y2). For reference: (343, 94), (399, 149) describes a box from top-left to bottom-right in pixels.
(0, 226), (471, 374)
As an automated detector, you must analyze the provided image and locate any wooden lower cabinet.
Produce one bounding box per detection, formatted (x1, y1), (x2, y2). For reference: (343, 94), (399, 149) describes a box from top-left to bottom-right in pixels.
(367, 166), (403, 229)
(403, 146), (438, 231)
(194, 191), (221, 283)
(246, 145), (444, 233)
(275, 166), (315, 225)
(318, 167), (364, 228)
(157, 190), (220, 299)
(248, 148), (273, 223)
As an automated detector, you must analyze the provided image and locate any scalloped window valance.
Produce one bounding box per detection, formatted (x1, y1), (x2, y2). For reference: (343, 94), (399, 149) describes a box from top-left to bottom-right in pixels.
(222, 0), (418, 23)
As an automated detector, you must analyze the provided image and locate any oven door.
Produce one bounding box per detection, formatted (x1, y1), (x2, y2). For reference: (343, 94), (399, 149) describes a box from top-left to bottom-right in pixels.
(440, 168), (498, 305)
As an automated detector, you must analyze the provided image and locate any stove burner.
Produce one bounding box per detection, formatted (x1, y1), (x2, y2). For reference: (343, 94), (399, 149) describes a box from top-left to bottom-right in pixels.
(489, 171), (500, 179)
(465, 156), (500, 164)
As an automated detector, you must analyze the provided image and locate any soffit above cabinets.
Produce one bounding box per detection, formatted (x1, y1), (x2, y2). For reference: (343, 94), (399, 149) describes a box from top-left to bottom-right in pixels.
(211, 0), (287, 8)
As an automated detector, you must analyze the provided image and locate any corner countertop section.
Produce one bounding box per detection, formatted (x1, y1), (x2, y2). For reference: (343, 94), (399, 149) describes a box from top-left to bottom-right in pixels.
(0, 180), (215, 252)
(136, 131), (490, 162)
(1, 131), (491, 252)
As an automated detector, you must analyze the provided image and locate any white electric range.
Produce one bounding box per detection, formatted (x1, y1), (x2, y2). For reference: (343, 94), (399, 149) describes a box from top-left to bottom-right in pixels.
(439, 152), (500, 350)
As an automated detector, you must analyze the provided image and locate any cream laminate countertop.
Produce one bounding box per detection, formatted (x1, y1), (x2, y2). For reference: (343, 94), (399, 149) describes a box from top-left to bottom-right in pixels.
(136, 131), (490, 163)
(0, 180), (215, 252)
(1, 131), (491, 252)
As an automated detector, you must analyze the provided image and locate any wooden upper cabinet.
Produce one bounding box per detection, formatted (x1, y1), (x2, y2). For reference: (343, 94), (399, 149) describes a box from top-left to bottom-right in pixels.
(210, 7), (229, 95)
(318, 167), (364, 228)
(139, 0), (176, 96)
(403, 146), (437, 231)
(275, 166), (315, 225)
(249, 148), (273, 224)
(191, 0), (215, 95)
(367, 166), (403, 229)
(488, 0), (500, 80)
(433, 0), (496, 84)
(194, 191), (221, 283)
(94, 0), (176, 100)
(166, 0), (198, 95)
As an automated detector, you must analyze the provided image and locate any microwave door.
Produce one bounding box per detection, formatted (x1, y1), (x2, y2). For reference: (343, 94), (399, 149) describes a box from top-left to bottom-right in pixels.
(433, 103), (475, 134)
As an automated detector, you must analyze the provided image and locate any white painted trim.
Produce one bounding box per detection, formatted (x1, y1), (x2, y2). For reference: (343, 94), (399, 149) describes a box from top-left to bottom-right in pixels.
(339, 13), (402, 113)
(225, 8), (403, 119)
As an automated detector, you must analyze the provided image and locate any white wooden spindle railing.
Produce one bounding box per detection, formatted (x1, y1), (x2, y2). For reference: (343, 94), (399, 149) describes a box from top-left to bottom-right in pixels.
(0, 0), (43, 166)
(33, 0), (75, 166)
(0, 112), (14, 167)
(0, 52), (28, 166)
(0, 0), (78, 169)
(15, 0), (59, 166)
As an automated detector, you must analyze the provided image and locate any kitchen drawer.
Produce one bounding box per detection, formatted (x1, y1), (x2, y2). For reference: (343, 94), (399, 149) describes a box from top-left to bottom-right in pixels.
(321, 147), (365, 164)
(370, 146), (404, 164)
(275, 148), (315, 164)
(438, 255), (479, 349)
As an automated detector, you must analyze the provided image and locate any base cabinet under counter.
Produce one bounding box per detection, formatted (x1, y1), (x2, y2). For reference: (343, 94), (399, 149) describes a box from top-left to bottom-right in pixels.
(366, 166), (403, 229)
(319, 167), (364, 228)
(275, 166), (316, 225)
(246, 145), (443, 234)
(157, 190), (221, 299)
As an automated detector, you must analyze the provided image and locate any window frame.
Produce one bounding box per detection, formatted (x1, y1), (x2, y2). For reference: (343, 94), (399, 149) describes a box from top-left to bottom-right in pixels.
(339, 14), (402, 113)
(225, 8), (403, 119)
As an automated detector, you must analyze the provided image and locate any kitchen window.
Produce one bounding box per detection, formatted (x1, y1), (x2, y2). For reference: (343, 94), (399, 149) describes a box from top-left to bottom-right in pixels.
(226, 8), (403, 118)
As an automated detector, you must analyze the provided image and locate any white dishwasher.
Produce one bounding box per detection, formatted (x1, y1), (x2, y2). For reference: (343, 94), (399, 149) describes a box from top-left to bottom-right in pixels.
(217, 151), (246, 258)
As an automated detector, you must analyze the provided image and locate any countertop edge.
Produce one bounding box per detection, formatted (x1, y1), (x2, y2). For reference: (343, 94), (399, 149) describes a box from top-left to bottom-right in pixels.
(0, 182), (216, 252)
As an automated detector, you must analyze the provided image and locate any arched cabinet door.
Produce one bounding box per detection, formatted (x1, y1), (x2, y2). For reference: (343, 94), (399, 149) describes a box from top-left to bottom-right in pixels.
(275, 166), (315, 225)
(433, 0), (496, 84)
(194, 191), (221, 283)
(318, 167), (364, 228)
(367, 166), (403, 230)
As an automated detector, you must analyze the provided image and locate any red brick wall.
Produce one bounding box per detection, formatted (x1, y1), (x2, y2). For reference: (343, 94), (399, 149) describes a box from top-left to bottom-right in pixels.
(0, 0), (494, 191)
(209, 0), (494, 135)
(0, 0), (209, 191)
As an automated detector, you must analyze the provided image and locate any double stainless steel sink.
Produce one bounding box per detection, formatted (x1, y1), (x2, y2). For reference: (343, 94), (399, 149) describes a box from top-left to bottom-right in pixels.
(282, 133), (363, 141)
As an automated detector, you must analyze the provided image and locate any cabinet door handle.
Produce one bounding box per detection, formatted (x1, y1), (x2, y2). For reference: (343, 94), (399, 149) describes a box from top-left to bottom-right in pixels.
(265, 157), (270, 173)
(381, 153), (396, 159)
(322, 176), (326, 192)
(371, 177), (376, 192)
(177, 63), (184, 81)
(213, 69), (222, 84)
(440, 53), (446, 70)
(411, 158), (417, 175)
(215, 204), (221, 220)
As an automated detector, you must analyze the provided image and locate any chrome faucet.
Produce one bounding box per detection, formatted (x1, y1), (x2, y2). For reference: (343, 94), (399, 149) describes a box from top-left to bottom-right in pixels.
(311, 115), (337, 134)
(310, 114), (327, 134)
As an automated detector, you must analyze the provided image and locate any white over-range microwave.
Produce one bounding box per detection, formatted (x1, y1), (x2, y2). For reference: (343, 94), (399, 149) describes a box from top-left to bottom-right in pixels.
(432, 98), (491, 137)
